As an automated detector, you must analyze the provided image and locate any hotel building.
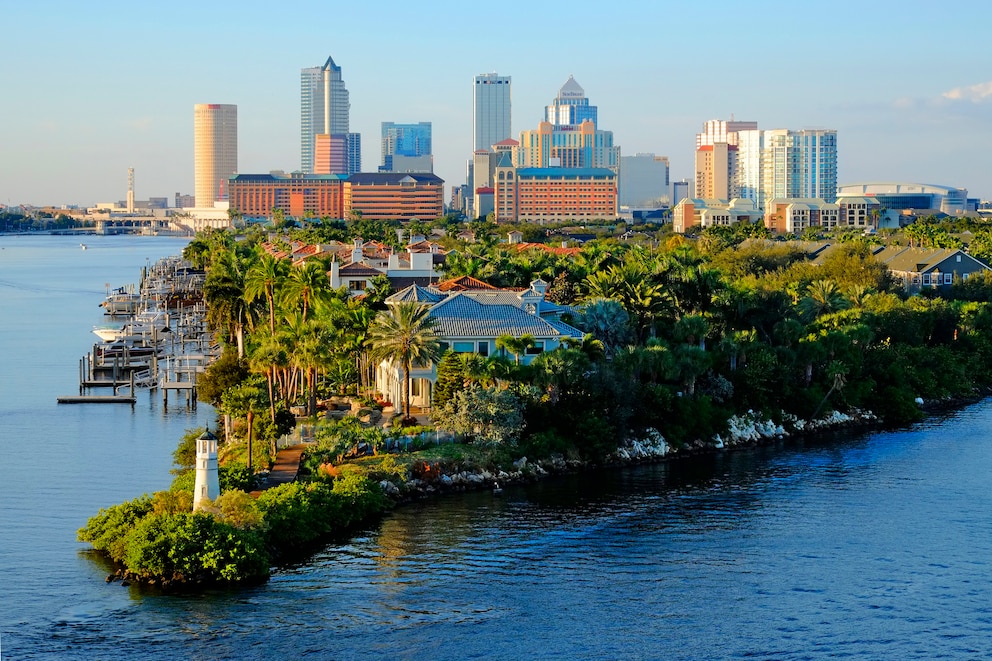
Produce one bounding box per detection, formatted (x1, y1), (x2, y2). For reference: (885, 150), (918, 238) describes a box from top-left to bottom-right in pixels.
(494, 156), (618, 224)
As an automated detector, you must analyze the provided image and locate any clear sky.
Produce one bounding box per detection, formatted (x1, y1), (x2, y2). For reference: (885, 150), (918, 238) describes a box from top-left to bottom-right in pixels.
(2, 0), (990, 207)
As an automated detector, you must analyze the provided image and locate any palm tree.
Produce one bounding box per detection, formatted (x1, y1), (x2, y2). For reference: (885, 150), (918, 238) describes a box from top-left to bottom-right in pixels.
(800, 280), (849, 321)
(281, 260), (330, 322)
(203, 249), (258, 358)
(561, 333), (606, 362)
(367, 302), (442, 420)
(247, 328), (288, 425)
(244, 253), (288, 334)
(496, 333), (535, 365)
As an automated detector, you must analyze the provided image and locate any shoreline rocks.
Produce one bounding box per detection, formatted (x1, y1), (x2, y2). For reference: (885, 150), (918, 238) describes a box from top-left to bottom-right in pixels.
(391, 407), (886, 500)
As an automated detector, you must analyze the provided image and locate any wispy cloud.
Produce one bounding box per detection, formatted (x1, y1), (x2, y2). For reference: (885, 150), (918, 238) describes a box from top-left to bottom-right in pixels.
(941, 81), (992, 103)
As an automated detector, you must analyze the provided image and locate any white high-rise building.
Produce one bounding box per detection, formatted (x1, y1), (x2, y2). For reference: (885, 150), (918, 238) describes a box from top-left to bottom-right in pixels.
(474, 73), (511, 152)
(193, 103), (237, 208)
(301, 56), (353, 174)
(696, 118), (758, 148)
(737, 128), (838, 209)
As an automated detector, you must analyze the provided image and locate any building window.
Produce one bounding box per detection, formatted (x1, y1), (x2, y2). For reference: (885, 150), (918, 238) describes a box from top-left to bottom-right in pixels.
(348, 280), (367, 291)
(526, 341), (545, 356)
(478, 341), (489, 356)
(453, 341), (474, 353)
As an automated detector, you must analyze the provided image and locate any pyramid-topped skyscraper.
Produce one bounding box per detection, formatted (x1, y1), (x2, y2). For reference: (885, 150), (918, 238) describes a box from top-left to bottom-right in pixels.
(516, 76), (619, 172)
(301, 56), (360, 174)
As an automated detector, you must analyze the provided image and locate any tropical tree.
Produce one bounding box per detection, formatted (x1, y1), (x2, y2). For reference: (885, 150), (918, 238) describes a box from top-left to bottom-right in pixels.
(800, 280), (849, 321)
(281, 261), (330, 322)
(203, 249), (257, 358)
(244, 253), (288, 334)
(577, 298), (632, 357)
(220, 375), (269, 473)
(367, 302), (442, 420)
(496, 333), (536, 365)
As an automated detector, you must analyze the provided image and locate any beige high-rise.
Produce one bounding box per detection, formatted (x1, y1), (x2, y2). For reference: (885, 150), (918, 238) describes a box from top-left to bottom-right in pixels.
(194, 104), (237, 208)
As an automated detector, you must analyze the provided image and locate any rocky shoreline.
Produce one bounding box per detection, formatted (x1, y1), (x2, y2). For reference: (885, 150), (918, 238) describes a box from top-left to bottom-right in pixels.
(381, 407), (886, 501)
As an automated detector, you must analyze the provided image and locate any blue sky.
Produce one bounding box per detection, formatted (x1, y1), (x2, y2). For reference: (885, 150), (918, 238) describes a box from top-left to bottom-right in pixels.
(2, 0), (990, 206)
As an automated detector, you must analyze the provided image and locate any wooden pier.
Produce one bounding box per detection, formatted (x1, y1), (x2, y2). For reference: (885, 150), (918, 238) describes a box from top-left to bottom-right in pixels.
(63, 256), (216, 407)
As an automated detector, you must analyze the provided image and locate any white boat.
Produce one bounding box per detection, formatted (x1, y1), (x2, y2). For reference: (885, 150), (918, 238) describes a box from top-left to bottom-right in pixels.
(80, 243), (87, 250)
(92, 309), (171, 342)
(101, 288), (141, 315)
(92, 325), (126, 342)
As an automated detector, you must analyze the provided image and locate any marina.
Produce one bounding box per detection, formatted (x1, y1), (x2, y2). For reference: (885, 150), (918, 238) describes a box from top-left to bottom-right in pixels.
(60, 255), (218, 407)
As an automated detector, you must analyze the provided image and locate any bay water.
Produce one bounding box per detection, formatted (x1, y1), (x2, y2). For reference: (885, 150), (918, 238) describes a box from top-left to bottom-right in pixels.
(2, 235), (991, 659)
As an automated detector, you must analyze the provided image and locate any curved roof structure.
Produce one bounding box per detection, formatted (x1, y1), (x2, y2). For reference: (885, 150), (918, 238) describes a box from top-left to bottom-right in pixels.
(837, 182), (964, 196)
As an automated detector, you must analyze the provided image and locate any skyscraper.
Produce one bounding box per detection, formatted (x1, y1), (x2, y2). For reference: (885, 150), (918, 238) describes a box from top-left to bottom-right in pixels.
(517, 77), (619, 173)
(380, 122), (432, 172)
(193, 104), (237, 208)
(736, 128), (838, 208)
(474, 73), (511, 152)
(693, 118), (757, 201)
(301, 56), (359, 174)
(546, 75), (598, 127)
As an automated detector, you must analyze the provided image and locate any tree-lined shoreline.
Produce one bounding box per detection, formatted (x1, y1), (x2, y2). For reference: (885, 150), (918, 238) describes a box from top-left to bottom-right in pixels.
(80, 217), (992, 587)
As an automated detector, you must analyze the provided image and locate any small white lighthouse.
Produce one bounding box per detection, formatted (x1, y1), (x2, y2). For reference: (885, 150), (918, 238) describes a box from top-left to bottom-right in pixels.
(193, 428), (220, 511)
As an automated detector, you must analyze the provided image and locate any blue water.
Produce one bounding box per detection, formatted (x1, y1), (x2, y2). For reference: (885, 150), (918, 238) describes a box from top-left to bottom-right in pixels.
(3, 235), (992, 660)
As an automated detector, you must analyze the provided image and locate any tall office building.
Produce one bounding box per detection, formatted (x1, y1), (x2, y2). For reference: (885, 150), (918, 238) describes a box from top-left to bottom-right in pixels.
(301, 56), (359, 174)
(193, 103), (237, 208)
(619, 154), (670, 207)
(517, 77), (620, 173)
(546, 75), (598, 127)
(474, 73), (511, 151)
(381, 122), (432, 172)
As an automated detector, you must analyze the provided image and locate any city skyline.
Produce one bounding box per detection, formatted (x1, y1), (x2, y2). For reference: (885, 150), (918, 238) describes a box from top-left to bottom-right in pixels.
(2, 0), (990, 207)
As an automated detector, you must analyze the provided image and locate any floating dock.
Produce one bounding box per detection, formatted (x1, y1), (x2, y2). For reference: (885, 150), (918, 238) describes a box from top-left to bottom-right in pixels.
(57, 395), (136, 404)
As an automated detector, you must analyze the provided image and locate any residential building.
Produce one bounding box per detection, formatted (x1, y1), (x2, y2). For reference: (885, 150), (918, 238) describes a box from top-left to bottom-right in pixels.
(737, 128), (838, 208)
(193, 104), (237, 208)
(381, 122), (432, 172)
(375, 278), (582, 411)
(695, 143), (737, 200)
(619, 154), (670, 208)
(672, 198), (763, 233)
(692, 119), (756, 204)
(301, 56), (360, 174)
(763, 196), (880, 233)
(764, 199), (840, 233)
(695, 119), (758, 148)
(873, 246), (992, 292)
(474, 73), (512, 152)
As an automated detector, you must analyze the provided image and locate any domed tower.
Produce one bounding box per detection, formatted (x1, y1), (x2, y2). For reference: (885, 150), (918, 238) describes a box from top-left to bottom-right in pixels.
(192, 428), (220, 511)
